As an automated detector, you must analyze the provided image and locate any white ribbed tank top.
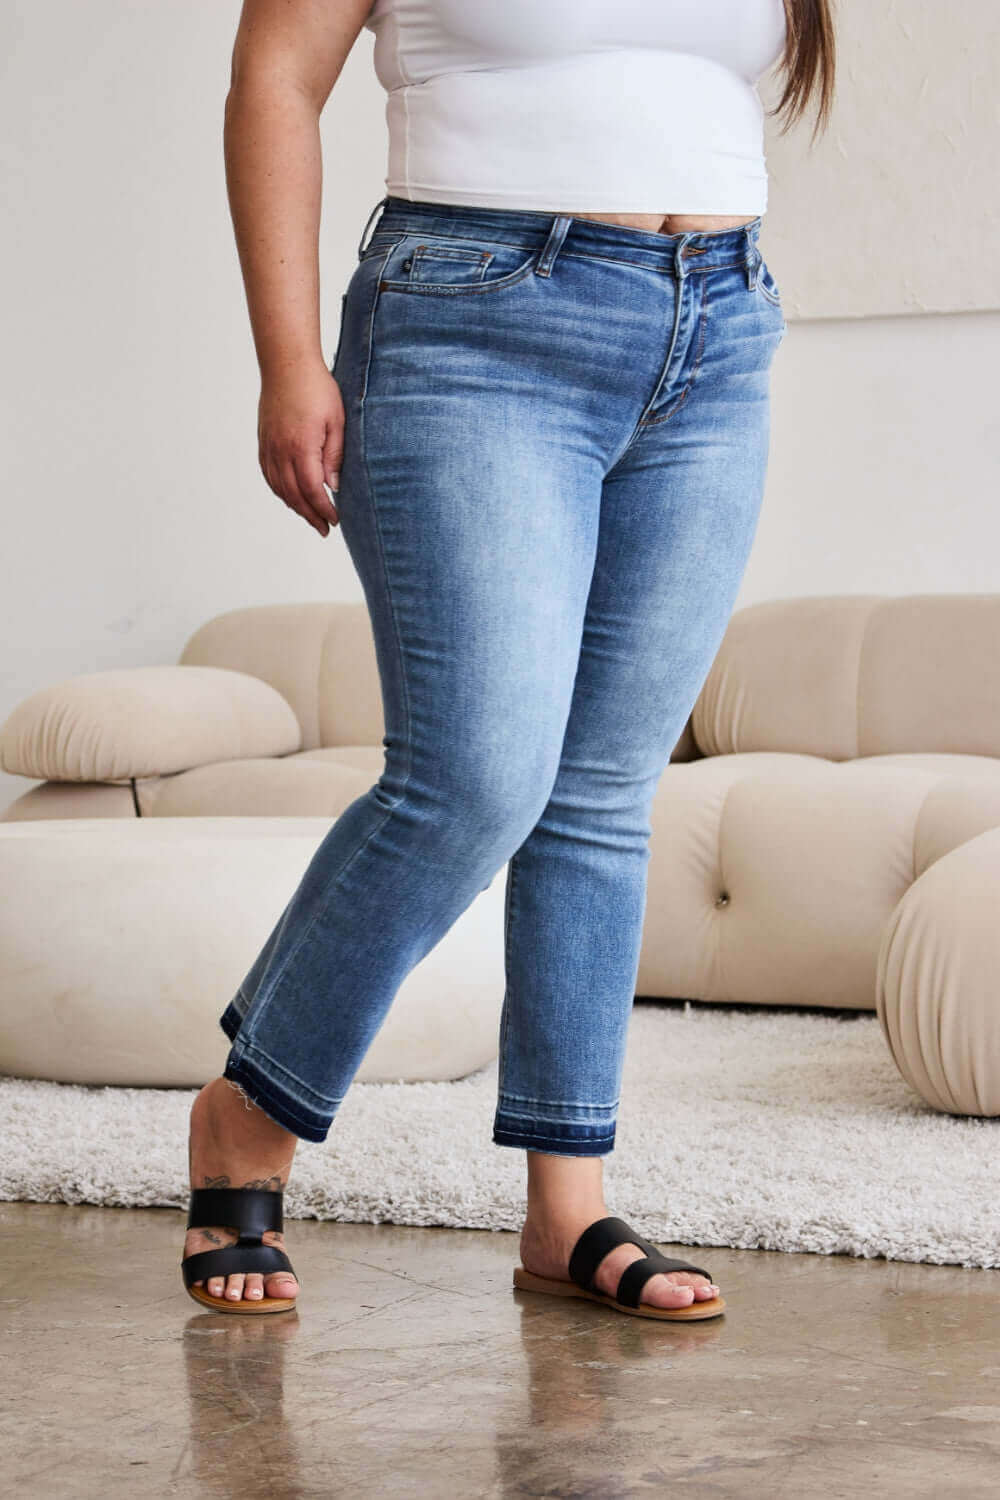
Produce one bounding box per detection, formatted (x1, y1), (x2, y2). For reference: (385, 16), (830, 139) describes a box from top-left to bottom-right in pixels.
(363, 0), (787, 215)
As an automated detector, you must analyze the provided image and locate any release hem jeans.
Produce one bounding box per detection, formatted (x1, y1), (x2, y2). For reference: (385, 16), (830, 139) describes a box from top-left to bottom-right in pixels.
(218, 194), (786, 1155)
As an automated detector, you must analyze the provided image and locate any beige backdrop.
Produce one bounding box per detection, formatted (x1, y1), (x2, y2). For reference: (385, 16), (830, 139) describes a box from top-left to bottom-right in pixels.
(760, 1), (1000, 319)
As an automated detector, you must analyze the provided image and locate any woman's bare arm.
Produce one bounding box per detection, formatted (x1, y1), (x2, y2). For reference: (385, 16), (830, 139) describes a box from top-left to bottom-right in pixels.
(223, 0), (374, 535)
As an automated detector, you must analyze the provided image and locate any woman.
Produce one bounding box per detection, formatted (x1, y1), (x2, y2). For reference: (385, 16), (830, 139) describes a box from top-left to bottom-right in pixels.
(181, 0), (835, 1319)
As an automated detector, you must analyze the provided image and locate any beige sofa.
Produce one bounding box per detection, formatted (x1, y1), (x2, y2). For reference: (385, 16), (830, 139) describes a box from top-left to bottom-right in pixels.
(3, 593), (1000, 1114)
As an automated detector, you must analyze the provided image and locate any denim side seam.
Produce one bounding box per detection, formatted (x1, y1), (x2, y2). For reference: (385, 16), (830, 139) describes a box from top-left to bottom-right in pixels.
(494, 851), (520, 1105)
(223, 255), (415, 1083)
(357, 244), (415, 808)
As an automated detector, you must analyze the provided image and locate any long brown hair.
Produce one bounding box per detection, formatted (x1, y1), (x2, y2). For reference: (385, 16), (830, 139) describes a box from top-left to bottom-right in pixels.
(771, 0), (837, 142)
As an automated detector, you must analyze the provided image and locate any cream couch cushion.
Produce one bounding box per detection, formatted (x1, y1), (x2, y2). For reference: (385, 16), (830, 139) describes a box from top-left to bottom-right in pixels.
(180, 602), (384, 751)
(0, 665), (301, 782)
(878, 824), (1000, 1115)
(693, 593), (1000, 760)
(640, 752), (1000, 1013)
(0, 816), (505, 1088)
(146, 746), (386, 817)
(0, 780), (137, 822)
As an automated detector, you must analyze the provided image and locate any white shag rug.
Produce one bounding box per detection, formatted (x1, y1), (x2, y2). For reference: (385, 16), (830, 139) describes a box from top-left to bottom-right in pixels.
(2, 1003), (997, 1268)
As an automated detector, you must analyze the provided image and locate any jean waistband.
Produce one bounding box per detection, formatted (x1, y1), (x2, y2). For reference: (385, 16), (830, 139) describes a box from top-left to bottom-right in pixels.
(360, 194), (763, 278)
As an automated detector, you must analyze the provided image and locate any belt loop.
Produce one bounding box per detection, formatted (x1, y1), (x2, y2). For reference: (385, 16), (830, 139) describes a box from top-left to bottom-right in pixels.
(744, 224), (759, 290)
(357, 195), (389, 259)
(535, 215), (572, 278)
(674, 232), (694, 281)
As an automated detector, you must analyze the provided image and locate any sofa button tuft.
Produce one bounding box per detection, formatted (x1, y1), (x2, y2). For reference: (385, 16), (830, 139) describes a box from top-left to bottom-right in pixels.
(715, 891), (730, 908)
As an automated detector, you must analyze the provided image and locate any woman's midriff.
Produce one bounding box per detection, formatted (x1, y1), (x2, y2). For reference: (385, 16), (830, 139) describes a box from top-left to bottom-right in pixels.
(556, 212), (757, 235)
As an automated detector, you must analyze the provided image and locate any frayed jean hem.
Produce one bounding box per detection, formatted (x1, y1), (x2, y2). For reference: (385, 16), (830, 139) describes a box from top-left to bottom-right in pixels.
(492, 1119), (616, 1156)
(220, 1051), (333, 1144)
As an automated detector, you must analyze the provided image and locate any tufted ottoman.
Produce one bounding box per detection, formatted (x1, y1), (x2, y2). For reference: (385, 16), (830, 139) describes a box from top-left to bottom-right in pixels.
(0, 816), (505, 1090)
(877, 823), (1000, 1116)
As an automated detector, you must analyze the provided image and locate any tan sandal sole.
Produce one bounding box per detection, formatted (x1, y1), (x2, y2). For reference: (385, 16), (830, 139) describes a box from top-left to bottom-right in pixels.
(512, 1266), (726, 1321)
(185, 1283), (298, 1315)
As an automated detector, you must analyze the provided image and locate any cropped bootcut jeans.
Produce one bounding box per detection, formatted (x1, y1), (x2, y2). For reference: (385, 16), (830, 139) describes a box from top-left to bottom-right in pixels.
(218, 194), (786, 1152)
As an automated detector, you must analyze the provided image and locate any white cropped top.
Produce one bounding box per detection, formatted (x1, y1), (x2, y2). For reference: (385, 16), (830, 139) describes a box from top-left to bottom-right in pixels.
(363, 0), (787, 215)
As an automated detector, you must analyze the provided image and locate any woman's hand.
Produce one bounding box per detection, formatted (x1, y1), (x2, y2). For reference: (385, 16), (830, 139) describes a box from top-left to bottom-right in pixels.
(258, 360), (344, 536)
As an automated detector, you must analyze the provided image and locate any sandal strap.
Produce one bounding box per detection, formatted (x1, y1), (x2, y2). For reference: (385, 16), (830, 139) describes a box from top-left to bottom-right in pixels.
(614, 1251), (711, 1308)
(181, 1242), (296, 1289)
(186, 1187), (283, 1238)
(567, 1215), (711, 1297)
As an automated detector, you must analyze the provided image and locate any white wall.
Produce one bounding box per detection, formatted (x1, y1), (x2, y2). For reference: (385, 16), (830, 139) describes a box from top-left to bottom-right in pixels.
(2, 1), (999, 815)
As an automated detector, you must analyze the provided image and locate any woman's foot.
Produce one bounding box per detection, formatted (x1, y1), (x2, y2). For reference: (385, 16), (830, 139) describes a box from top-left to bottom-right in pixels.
(184, 1076), (300, 1305)
(519, 1152), (720, 1311)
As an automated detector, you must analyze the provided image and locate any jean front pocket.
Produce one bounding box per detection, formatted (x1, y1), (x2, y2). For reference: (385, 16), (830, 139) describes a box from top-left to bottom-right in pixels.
(377, 234), (540, 297)
(409, 242), (494, 286)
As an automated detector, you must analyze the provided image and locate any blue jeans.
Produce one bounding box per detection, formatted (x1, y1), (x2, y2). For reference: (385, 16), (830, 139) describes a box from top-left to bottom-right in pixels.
(218, 194), (785, 1152)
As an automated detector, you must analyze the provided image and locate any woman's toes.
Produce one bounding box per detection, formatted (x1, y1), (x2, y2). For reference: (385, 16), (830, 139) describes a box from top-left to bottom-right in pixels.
(681, 1275), (720, 1299)
(207, 1276), (226, 1299)
(244, 1274), (265, 1300)
(266, 1273), (298, 1300)
(635, 1274), (697, 1308)
(225, 1273), (246, 1301)
(651, 1277), (696, 1306)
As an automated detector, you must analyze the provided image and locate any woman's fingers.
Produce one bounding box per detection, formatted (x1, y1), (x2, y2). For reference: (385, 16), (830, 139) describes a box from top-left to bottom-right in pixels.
(260, 449), (325, 535)
(292, 447), (339, 531)
(257, 366), (344, 534)
(322, 390), (344, 501)
(270, 454), (327, 534)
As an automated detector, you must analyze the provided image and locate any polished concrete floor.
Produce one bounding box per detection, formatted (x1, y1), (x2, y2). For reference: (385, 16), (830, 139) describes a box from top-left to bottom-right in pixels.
(2, 1200), (998, 1498)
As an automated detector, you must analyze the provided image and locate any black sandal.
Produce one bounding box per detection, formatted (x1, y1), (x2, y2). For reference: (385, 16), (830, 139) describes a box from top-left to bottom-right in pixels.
(181, 1186), (299, 1314)
(513, 1215), (725, 1321)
